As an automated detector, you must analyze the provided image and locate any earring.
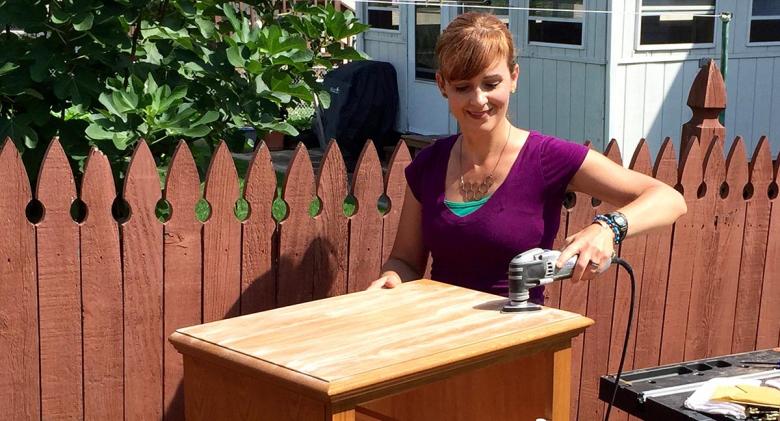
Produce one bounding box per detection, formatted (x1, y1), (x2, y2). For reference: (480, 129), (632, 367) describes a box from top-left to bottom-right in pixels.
(442, 93), (448, 98)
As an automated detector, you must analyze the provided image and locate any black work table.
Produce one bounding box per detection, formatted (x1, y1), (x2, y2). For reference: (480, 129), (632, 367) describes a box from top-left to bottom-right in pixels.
(600, 349), (780, 420)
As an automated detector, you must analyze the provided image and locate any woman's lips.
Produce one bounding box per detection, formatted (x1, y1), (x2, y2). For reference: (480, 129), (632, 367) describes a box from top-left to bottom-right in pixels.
(466, 110), (491, 119)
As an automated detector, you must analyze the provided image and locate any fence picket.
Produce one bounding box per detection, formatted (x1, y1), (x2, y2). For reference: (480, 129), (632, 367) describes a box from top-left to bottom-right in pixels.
(560, 141), (594, 420)
(684, 138), (728, 360)
(578, 140), (621, 421)
(382, 140), (412, 265)
(733, 138), (772, 352)
(609, 140), (652, 421)
(163, 141), (203, 420)
(35, 138), (82, 420)
(661, 138), (703, 364)
(712, 139), (749, 356)
(278, 144), (317, 306)
(81, 148), (123, 421)
(122, 140), (164, 420)
(347, 141), (384, 292)
(757, 145), (780, 348)
(0, 139), (39, 420)
(203, 141), (242, 321)
(633, 139), (676, 370)
(315, 140), (349, 299)
(241, 143), (278, 313)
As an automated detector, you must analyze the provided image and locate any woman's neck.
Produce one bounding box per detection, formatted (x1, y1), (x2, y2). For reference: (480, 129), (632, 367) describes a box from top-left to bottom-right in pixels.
(460, 119), (513, 164)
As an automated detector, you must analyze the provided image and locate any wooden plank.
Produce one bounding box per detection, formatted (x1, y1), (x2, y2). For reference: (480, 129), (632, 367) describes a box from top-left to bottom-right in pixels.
(555, 60), (572, 140)
(122, 140), (164, 420)
(544, 204), (568, 309)
(203, 141), (242, 321)
(734, 137), (773, 352)
(684, 137), (741, 360)
(660, 138), (703, 365)
(347, 141), (384, 292)
(569, 62), (586, 143)
(0, 138), (39, 420)
(278, 143), (317, 306)
(35, 138), (82, 419)
(241, 143), (278, 314)
(633, 138), (676, 370)
(608, 140), (652, 421)
(381, 140), (412, 265)
(163, 141), (203, 420)
(81, 147), (123, 421)
(757, 146), (780, 348)
(315, 140), (349, 299)
(577, 140), (621, 421)
(558, 141), (593, 420)
(542, 59), (557, 135)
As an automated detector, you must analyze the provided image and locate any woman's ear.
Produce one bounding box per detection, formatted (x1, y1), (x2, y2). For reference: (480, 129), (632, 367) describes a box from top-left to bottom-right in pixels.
(510, 63), (519, 93)
(435, 72), (448, 98)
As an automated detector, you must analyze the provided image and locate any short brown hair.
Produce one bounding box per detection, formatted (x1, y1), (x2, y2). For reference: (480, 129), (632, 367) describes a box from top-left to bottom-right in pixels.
(435, 12), (516, 82)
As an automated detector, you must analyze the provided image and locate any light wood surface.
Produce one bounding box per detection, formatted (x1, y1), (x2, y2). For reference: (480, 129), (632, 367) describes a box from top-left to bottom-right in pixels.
(171, 279), (592, 409)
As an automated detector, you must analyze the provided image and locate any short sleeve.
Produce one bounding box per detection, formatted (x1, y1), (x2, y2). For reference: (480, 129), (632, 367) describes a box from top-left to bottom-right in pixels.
(539, 135), (589, 196)
(404, 145), (434, 202)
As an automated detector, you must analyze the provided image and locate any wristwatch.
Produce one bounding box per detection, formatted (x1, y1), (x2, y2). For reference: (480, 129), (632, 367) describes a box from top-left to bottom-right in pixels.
(608, 211), (628, 240)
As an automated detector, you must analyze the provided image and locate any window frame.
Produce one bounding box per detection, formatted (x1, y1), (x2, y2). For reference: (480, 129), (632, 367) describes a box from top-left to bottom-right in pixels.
(747, 0), (780, 46)
(526, 0), (586, 49)
(635, 1), (717, 51)
(366, 1), (401, 33)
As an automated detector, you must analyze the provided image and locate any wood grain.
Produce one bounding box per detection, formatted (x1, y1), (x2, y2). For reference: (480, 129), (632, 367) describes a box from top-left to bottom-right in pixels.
(735, 137), (773, 351)
(633, 138), (676, 371)
(35, 138), (82, 419)
(661, 138), (703, 365)
(381, 140), (412, 265)
(0, 139), (39, 420)
(203, 141), (242, 321)
(278, 143), (317, 306)
(171, 279), (592, 404)
(348, 141), (384, 292)
(241, 143), (278, 313)
(163, 141), (203, 420)
(757, 147), (780, 348)
(122, 140), (164, 420)
(315, 140), (348, 299)
(81, 147), (123, 421)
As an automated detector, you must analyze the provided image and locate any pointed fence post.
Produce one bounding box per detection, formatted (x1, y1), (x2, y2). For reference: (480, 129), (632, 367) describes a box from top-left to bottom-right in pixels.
(681, 59), (727, 154)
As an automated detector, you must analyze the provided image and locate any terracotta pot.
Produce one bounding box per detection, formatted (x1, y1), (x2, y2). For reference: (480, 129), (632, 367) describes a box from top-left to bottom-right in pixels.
(263, 131), (285, 151)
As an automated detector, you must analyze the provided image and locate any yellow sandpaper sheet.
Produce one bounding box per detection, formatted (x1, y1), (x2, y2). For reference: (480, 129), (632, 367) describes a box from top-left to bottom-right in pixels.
(711, 384), (780, 408)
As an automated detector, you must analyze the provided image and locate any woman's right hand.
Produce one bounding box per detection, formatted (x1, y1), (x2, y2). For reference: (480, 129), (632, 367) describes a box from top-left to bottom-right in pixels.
(367, 271), (403, 290)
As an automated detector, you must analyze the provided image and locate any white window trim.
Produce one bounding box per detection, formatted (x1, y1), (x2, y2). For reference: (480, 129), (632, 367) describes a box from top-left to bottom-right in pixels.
(526, 1), (586, 49)
(366, 1), (401, 33)
(634, 1), (717, 51)
(747, 1), (780, 46)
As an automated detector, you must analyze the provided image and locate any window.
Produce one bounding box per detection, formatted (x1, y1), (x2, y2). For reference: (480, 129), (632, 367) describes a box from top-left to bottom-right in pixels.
(639, 0), (716, 47)
(462, 0), (510, 25)
(750, 0), (780, 43)
(367, 1), (400, 31)
(528, 0), (584, 46)
(415, 5), (440, 80)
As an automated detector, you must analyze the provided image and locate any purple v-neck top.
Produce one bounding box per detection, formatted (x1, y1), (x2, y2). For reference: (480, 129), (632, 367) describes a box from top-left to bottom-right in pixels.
(405, 131), (589, 301)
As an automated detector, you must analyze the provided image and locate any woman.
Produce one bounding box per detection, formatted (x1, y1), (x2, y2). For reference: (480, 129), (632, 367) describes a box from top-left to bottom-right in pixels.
(368, 12), (686, 301)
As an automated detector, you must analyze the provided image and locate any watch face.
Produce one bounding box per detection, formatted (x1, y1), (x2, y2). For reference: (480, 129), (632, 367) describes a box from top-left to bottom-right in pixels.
(612, 213), (627, 227)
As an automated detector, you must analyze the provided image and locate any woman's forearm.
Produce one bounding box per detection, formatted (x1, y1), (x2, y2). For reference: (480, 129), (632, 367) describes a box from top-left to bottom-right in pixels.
(381, 257), (422, 283)
(618, 184), (687, 238)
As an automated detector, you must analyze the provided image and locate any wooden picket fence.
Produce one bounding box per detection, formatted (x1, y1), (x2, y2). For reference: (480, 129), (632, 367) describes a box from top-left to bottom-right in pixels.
(0, 132), (779, 421)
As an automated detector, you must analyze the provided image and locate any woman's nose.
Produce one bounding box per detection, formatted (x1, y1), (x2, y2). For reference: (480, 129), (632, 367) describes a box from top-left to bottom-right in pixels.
(470, 88), (489, 106)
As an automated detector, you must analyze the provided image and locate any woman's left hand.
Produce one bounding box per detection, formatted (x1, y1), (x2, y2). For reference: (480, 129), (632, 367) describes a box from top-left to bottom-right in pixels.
(556, 222), (616, 282)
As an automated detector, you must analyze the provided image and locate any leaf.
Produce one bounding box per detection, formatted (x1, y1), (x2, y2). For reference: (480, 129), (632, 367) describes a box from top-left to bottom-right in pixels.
(85, 122), (115, 140)
(316, 90), (331, 109)
(222, 3), (241, 32)
(255, 76), (269, 93)
(158, 85), (188, 111)
(73, 13), (94, 31)
(0, 62), (19, 76)
(179, 125), (211, 137)
(192, 110), (219, 126)
(98, 92), (128, 122)
(227, 45), (245, 68)
(195, 17), (216, 38)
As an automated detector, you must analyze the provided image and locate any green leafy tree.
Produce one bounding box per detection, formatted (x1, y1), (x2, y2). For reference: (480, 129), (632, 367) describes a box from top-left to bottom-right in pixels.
(0, 0), (368, 180)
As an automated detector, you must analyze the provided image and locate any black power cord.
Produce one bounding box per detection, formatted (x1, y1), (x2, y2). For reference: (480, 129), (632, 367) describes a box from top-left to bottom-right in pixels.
(603, 256), (636, 421)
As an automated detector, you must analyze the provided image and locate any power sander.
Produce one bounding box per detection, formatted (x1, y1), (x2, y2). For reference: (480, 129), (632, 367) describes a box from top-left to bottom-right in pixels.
(501, 247), (579, 313)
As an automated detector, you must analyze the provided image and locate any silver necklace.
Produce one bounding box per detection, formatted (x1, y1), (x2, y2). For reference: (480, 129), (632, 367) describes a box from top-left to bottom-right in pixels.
(459, 126), (512, 201)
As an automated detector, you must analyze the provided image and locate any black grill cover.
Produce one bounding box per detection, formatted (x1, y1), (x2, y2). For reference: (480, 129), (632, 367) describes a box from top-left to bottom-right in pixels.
(320, 60), (399, 167)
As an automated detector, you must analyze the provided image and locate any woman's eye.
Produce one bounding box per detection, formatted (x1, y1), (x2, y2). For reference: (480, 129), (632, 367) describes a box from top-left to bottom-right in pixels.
(485, 82), (500, 90)
(454, 86), (469, 92)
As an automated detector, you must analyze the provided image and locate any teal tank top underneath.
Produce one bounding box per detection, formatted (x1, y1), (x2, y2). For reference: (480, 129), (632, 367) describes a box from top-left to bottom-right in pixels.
(444, 195), (491, 217)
